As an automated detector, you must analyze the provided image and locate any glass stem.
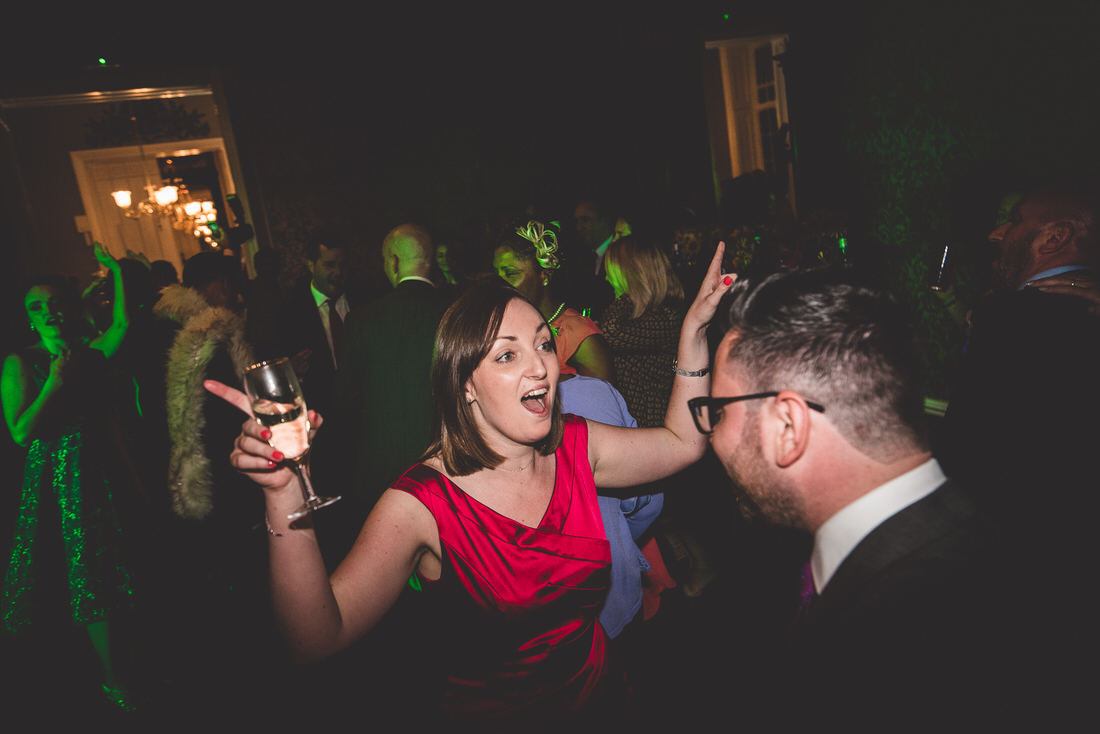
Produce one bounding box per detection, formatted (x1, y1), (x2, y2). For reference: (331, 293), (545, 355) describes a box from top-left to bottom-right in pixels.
(292, 455), (319, 506)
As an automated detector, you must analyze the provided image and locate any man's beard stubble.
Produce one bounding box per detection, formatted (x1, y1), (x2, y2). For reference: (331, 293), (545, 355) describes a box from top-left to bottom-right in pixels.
(991, 230), (1037, 293)
(725, 420), (807, 530)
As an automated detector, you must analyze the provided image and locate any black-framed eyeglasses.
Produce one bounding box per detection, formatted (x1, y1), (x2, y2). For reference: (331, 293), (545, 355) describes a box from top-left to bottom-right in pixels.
(688, 393), (826, 435)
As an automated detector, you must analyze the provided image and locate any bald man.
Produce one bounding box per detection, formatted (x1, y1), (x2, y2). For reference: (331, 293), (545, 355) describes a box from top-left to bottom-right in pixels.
(331, 224), (449, 517)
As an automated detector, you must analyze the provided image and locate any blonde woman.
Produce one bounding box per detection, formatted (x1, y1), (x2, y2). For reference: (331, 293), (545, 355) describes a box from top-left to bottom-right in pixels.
(600, 234), (686, 428)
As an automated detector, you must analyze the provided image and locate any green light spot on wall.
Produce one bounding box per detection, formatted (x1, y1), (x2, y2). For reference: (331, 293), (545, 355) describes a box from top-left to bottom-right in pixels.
(838, 237), (847, 254)
(98, 58), (107, 66)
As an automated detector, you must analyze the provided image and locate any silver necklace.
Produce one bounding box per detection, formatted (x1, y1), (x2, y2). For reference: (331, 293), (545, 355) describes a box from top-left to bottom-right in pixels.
(497, 451), (537, 473)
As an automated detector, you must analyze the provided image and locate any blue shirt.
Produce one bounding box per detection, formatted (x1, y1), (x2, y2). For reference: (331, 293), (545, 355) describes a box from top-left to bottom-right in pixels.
(1019, 265), (1095, 290)
(558, 375), (663, 638)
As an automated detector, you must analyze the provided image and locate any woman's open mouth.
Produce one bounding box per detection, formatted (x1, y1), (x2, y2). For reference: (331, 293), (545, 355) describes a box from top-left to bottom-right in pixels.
(521, 386), (550, 415)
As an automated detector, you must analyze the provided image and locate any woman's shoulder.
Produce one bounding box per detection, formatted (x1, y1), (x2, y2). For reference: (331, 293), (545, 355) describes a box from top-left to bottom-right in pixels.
(10, 344), (47, 359)
(653, 299), (686, 317)
(643, 301), (686, 330)
(563, 412), (585, 428)
(557, 309), (602, 338)
(604, 294), (633, 313)
(561, 412), (589, 446)
(5, 346), (47, 376)
(559, 308), (596, 325)
(395, 460), (445, 488)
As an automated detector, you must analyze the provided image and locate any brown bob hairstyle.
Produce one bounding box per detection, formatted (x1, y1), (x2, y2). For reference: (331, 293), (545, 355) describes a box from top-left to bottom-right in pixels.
(421, 278), (565, 476)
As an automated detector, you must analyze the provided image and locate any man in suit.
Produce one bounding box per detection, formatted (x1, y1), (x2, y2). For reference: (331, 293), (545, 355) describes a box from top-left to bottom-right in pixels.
(939, 183), (1099, 713)
(332, 223), (448, 519)
(271, 232), (354, 419)
(700, 268), (1017, 727)
(571, 198), (617, 318)
(942, 182), (1099, 551)
(308, 224), (448, 726)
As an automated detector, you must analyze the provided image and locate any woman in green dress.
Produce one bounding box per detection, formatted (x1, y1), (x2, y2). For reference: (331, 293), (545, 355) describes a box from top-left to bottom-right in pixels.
(2, 243), (134, 704)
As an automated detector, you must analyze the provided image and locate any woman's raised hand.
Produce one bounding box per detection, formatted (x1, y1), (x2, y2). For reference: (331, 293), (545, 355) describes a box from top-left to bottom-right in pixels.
(47, 349), (74, 385)
(93, 241), (120, 271)
(684, 241), (735, 334)
(204, 379), (323, 492)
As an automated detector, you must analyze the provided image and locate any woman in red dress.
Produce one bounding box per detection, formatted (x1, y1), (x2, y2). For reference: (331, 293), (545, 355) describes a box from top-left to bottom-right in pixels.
(207, 242), (733, 727)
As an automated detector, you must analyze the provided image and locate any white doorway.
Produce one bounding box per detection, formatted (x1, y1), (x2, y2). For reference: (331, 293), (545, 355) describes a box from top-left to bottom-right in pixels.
(71, 137), (236, 276)
(704, 34), (796, 219)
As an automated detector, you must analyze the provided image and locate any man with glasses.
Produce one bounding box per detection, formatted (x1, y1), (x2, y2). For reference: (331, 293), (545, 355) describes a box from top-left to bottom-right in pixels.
(700, 268), (1014, 728)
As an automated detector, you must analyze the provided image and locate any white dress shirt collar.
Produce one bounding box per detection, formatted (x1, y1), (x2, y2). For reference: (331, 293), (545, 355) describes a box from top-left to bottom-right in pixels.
(811, 458), (946, 593)
(397, 275), (436, 287)
(594, 235), (614, 275)
(310, 282), (349, 318)
(595, 235), (614, 258)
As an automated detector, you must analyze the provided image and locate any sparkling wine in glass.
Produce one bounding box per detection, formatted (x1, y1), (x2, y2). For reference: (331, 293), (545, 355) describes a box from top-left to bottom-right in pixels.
(243, 358), (340, 521)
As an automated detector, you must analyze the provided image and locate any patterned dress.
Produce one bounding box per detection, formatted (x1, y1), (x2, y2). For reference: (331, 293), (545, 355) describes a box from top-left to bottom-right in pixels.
(1, 347), (133, 632)
(598, 296), (685, 428)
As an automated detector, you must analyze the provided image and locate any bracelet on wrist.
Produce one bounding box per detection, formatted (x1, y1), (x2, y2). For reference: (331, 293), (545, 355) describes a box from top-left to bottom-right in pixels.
(672, 359), (710, 377)
(265, 516), (284, 537)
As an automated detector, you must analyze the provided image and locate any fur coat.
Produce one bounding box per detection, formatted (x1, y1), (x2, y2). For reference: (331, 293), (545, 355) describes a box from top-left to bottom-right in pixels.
(154, 285), (254, 520)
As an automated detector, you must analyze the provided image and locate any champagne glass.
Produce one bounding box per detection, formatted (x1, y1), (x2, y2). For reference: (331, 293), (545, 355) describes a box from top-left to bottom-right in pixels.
(243, 358), (340, 520)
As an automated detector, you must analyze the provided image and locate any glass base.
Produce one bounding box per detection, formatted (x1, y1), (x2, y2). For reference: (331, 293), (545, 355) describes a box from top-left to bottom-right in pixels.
(287, 494), (342, 521)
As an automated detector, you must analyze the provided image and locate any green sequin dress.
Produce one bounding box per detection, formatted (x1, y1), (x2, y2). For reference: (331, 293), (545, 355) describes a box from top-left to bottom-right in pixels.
(2, 347), (134, 632)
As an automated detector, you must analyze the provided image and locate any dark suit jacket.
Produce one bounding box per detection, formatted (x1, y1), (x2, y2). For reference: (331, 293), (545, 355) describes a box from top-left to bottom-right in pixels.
(935, 289), (1098, 724)
(557, 251), (615, 321)
(329, 279), (448, 512)
(752, 481), (1023, 730)
(265, 280), (363, 419)
(941, 287), (1100, 565)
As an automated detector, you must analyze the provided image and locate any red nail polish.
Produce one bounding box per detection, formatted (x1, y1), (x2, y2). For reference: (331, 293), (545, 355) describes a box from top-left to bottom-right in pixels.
(267, 460), (277, 468)
(261, 429), (272, 440)
(723, 275), (733, 286)
(271, 451), (284, 461)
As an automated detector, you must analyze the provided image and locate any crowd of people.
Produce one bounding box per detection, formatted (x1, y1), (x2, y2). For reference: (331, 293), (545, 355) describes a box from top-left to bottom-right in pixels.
(1, 182), (1097, 729)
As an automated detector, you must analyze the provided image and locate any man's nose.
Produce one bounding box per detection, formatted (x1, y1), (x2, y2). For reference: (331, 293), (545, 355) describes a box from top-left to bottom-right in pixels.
(988, 222), (1010, 243)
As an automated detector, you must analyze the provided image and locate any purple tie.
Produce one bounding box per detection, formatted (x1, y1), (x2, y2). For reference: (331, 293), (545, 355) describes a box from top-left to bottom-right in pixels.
(793, 560), (817, 629)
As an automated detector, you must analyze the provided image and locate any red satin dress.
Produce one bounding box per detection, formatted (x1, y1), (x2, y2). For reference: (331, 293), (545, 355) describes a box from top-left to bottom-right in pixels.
(393, 415), (626, 723)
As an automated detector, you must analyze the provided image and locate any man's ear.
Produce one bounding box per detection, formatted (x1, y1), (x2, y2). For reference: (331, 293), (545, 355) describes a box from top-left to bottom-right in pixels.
(1037, 222), (1074, 254)
(771, 391), (813, 468)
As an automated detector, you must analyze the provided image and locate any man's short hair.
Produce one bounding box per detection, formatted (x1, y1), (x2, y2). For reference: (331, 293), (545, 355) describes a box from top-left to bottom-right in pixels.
(576, 197), (617, 227)
(305, 231), (348, 262)
(718, 268), (928, 461)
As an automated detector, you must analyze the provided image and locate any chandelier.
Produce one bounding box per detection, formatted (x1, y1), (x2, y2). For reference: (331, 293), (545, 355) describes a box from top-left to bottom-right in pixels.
(111, 181), (220, 245)
(109, 115), (220, 245)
